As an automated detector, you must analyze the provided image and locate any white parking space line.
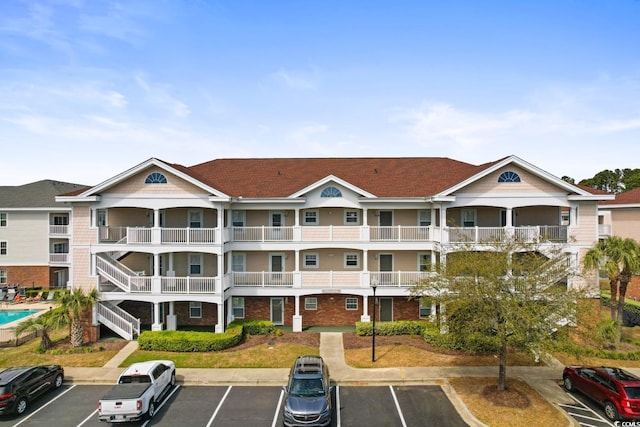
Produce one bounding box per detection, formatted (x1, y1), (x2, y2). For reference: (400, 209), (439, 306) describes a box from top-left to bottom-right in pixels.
(560, 393), (615, 427)
(272, 388), (284, 427)
(206, 385), (232, 427)
(76, 409), (98, 427)
(336, 385), (341, 427)
(13, 385), (77, 427)
(141, 384), (181, 427)
(389, 385), (407, 427)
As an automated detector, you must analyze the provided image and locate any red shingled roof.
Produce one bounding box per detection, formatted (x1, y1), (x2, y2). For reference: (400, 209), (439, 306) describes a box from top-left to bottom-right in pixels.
(177, 157), (498, 198)
(601, 187), (640, 205)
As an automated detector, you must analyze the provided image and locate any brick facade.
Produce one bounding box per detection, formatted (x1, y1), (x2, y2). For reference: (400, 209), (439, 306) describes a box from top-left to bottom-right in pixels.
(1, 265), (52, 288)
(119, 301), (219, 329)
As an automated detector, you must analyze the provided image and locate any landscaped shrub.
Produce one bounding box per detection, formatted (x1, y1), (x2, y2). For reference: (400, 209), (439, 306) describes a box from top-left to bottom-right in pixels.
(230, 319), (277, 336)
(601, 294), (640, 327)
(136, 320), (279, 352)
(355, 320), (427, 336)
(138, 326), (243, 352)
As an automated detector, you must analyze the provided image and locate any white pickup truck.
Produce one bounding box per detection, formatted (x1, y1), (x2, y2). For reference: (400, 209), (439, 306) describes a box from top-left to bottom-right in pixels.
(98, 360), (176, 423)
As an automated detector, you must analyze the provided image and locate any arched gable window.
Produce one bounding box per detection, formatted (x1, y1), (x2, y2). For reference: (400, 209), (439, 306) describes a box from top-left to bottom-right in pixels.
(497, 171), (521, 183)
(320, 186), (342, 197)
(144, 172), (168, 184)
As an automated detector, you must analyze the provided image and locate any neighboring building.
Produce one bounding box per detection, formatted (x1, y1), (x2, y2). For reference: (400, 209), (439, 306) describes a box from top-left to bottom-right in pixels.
(598, 188), (640, 242)
(55, 155), (612, 340)
(0, 180), (88, 290)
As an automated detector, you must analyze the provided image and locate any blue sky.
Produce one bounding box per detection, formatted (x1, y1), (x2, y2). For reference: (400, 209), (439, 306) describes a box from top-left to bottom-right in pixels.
(1, 0), (639, 186)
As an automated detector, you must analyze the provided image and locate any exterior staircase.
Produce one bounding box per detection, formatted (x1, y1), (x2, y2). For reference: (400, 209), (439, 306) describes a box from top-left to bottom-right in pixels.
(96, 301), (140, 341)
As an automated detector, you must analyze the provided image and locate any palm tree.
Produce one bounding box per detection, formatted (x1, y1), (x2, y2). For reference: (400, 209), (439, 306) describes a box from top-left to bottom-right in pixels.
(15, 307), (68, 351)
(583, 236), (640, 345)
(56, 288), (99, 347)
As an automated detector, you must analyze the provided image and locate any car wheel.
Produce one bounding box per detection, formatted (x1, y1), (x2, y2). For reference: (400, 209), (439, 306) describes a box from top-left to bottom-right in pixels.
(171, 371), (176, 387)
(604, 401), (619, 421)
(146, 400), (156, 419)
(563, 376), (573, 391)
(15, 397), (28, 415)
(54, 373), (64, 388)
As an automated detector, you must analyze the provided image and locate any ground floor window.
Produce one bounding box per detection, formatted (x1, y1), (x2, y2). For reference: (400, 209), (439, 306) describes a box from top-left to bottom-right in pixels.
(305, 297), (318, 310)
(419, 300), (432, 319)
(345, 297), (358, 310)
(232, 297), (245, 318)
(189, 302), (202, 318)
(0, 270), (5, 284)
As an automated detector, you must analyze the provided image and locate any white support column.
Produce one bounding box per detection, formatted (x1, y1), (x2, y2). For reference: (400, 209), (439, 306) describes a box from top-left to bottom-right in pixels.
(153, 209), (160, 227)
(227, 297), (234, 324)
(361, 295), (371, 322)
(154, 253), (160, 276)
(151, 302), (163, 331)
(292, 295), (302, 332)
(506, 208), (513, 227)
(216, 303), (224, 332)
(166, 301), (176, 330)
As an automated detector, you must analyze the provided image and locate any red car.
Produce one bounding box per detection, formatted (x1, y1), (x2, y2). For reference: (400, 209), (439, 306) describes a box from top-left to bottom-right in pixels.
(563, 365), (640, 421)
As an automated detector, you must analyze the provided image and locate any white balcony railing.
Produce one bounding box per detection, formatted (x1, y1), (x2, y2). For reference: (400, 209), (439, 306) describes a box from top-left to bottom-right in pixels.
(447, 226), (568, 244)
(49, 225), (69, 235)
(598, 224), (612, 236)
(232, 226), (294, 242)
(49, 253), (69, 263)
(98, 226), (219, 245)
(161, 276), (217, 294)
(232, 272), (294, 287)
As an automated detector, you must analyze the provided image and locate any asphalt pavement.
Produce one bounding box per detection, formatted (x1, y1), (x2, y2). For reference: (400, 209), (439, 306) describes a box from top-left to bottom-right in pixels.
(63, 333), (579, 427)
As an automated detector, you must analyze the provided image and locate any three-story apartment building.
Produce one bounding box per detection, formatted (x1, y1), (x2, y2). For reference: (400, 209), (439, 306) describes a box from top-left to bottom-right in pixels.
(0, 180), (86, 290)
(57, 155), (612, 339)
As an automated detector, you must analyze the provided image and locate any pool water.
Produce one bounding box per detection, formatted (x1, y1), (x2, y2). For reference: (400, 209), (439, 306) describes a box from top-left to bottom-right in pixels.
(0, 309), (42, 325)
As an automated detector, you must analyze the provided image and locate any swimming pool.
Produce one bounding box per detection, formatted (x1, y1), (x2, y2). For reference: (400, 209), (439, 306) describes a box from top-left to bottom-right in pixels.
(0, 309), (42, 326)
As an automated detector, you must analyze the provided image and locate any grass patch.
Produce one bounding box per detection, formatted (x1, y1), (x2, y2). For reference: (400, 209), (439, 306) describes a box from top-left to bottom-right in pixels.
(121, 343), (318, 368)
(0, 330), (127, 368)
(345, 345), (537, 368)
(449, 377), (567, 427)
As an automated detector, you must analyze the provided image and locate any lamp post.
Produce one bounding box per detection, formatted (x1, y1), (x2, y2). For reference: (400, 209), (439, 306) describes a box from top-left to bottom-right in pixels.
(371, 277), (378, 362)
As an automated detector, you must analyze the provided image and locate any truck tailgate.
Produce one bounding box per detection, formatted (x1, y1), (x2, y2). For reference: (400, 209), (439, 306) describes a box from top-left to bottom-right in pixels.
(99, 383), (150, 417)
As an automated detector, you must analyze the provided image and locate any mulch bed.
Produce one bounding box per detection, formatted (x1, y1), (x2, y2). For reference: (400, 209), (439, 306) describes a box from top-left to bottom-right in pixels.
(482, 384), (531, 408)
(227, 332), (321, 351)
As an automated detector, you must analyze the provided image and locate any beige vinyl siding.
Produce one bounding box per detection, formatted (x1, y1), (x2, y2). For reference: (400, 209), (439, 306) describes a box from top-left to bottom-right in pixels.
(0, 211), (49, 263)
(573, 202), (598, 244)
(611, 209), (640, 241)
(461, 166), (564, 194)
(105, 168), (208, 195)
(72, 247), (97, 290)
(72, 206), (95, 245)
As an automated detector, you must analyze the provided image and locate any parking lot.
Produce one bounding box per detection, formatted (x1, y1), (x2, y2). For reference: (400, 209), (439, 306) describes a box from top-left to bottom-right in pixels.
(0, 384), (468, 427)
(559, 390), (616, 427)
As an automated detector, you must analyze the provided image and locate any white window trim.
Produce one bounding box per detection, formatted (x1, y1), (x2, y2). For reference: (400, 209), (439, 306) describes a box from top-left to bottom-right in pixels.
(461, 209), (477, 227)
(418, 210), (431, 226)
(344, 210), (359, 225)
(188, 209), (203, 228)
(0, 212), (6, 227)
(232, 210), (246, 227)
(188, 253), (203, 277)
(189, 302), (202, 318)
(418, 253), (431, 272)
(345, 297), (358, 311)
(419, 300), (432, 319)
(305, 297), (318, 310)
(0, 241), (7, 256)
(304, 209), (319, 225)
(232, 253), (246, 272)
(303, 252), (319, 269)
(344, 252), (360, 268)
(232, 297), (245, 319)
(0, 270), (6, 284)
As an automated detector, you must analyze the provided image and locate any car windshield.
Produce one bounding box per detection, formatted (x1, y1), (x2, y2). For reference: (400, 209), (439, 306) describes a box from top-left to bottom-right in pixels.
(625, 387), (640, 398)
(290, 378), (324, 397)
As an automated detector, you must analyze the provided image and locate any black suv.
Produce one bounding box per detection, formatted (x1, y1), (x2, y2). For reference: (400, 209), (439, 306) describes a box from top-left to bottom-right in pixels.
(0, 365), (64, 416)
(282, 355), (332, 427)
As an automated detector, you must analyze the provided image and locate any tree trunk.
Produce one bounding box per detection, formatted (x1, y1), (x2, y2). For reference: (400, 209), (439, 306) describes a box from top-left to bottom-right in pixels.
(610, 279), (618, 322)
(617, 278), (630, 345)
(70, 319), (84, 347)
(498, 343), (508, 391)
(40, 331), (52, 351)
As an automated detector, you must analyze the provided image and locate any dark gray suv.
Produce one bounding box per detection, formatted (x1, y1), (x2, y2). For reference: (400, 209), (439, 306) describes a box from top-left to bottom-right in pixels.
(282, 355), (332, 427)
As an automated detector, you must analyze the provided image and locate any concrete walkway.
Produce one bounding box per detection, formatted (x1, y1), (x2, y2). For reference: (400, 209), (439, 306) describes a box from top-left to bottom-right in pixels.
(63, 332), (576, 426)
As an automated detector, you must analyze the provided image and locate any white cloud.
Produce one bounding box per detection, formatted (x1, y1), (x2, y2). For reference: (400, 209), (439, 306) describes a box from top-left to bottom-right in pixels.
(270, 68), (318, 90)
(134, 73), (190, 118)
